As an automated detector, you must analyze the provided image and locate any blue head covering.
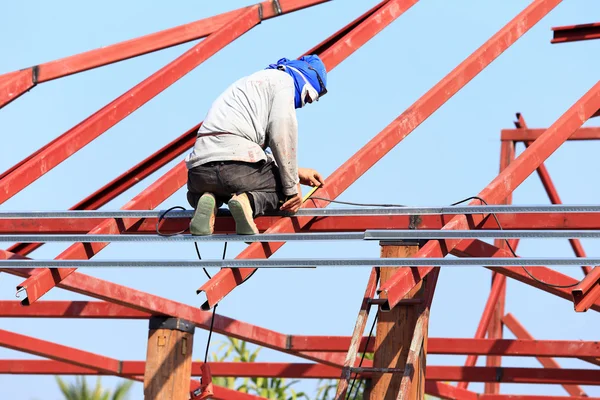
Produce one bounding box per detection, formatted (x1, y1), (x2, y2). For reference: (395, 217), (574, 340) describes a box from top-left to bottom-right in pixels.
(266, 55), (328, 109)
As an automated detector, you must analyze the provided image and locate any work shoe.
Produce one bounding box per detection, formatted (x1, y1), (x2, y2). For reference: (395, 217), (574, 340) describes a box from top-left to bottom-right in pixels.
(190, 193), (217, 236)
(228, 193), (259, 235)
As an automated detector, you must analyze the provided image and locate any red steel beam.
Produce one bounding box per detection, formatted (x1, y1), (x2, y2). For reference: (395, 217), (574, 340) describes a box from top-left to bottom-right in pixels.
(7, 212), (600, 235)
(485, 138), (515, 395)
(425, 381), (479, 400)
(0, 6), (261, 208)
(449, 238), (600, 312)
(287, 336), (600, 358)
(2, 360), (599, 385)
(198, 0), (564, 310)
(380, 79), (600, 309)
(515, 113), (592, 275)
(458, 274), (505, 390)
(12, 0), (421, 306)
(571, 266), (600, 312)
(0, 329), (120, 374)
(552, 22), (600, 44)
(501, 127), (600, 141)
(503, 313), (587, 397)
(481, 396), (596, 400)
(0, 301), (150, 318)
(0, 0), (328, 107)
(0, 69), (35, 109)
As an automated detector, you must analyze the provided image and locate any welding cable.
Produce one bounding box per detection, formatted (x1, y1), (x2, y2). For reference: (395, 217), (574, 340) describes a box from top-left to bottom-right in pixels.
(347, 313), (378, 400)
(156, 206), (188, 237)
(450, 196), (583, 289)
(312, 195), (584, 289)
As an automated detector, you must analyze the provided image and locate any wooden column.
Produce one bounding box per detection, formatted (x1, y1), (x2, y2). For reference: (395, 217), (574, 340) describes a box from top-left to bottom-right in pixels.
(370, 240), (425, 400)
(144, 316), (195, 400)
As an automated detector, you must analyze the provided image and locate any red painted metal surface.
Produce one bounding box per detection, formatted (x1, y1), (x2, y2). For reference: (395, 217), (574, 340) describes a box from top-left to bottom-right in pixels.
(0, 329), (120, 374)
(3, 359), (600, 385)
(380, 78), (600, 309)
(502, 127), (600, 141)
(0, 69), (34, 108)
(450, 238), (600, 312)
(7, 212), (600, 235)
(571, 266), (600, 312)
(425, 381), (479, 400)
(198, 0), (564, 311)
(0, 301), (150, 318)
(552, 22), (600, 44)
(287, 336), (600, 357)
(503, 313), (587, 397)
(481, 396), (597, 400)
(0, 7), (260, 209)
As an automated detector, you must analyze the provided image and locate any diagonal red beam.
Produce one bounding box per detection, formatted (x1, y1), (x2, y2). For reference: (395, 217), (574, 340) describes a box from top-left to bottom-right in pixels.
(515, 113), (592, 275)
(502, 313), (587, 397)
(7, 212), (600, 235)
(551, 22), (600, 44)
(0, 6), (261, 207)
(0, 300), (150, 318)
(0, 0), (327, 106)
(449, 238), (600, 312)
(380, 79), (600, 309)
(0, 69), (35, 109)
(0, 329), (121, 374)
(425, 381), (479, 400)
(502, 127), (600, 141)
(571, 266), (600, 312)
(198, 0), (564, 310)
(12, 0), (421, 306)
(458, 273), (505, 390)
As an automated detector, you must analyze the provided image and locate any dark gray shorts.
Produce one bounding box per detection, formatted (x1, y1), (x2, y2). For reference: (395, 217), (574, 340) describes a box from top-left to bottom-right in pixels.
(187, 160), (286, 217)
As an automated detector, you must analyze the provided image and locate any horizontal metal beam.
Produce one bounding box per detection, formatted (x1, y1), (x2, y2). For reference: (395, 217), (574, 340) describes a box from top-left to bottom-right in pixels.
(501, 127), (600, 142)
(6, 213), (600, 234)
(2, 229), (600, 243)
(2, 360), (599, 385)
(0, 257), (597, 268)
(552, 22), (600, 44)
(3, 204), (600, 219)
(288, 336), (600, 357)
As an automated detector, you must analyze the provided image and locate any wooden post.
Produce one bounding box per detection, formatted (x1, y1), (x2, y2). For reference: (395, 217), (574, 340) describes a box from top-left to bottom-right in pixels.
(144, 316), (195, 400)
(369, 240), (425, 400)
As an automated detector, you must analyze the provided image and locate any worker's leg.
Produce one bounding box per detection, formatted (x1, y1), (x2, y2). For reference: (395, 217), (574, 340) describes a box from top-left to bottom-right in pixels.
(217, 160), (284, 234)
(187, 163), (230, 235)
(219, 160), (284, 216)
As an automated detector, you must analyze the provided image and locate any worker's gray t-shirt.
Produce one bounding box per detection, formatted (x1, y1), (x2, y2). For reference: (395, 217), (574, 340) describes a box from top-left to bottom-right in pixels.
(185, 69), (299, 196)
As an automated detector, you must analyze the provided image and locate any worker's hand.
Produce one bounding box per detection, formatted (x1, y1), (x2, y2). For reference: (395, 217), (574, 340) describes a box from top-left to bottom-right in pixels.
(280, 183), (303, 213)
(298, 168), (325, 188)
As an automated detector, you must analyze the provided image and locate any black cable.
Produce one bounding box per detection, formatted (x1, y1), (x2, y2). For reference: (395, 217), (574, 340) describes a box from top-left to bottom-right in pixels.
(347, 313), (378, 400)
(313, 194), (584, 290)
(155, 206), (188, 237)
(449, 196), (582, 289)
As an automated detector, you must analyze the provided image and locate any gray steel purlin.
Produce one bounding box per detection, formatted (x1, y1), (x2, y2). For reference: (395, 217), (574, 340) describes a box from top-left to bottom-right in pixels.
(2, 230), (600, 243)
(0, 258), (598, 268)
(2, 204), (600, 219)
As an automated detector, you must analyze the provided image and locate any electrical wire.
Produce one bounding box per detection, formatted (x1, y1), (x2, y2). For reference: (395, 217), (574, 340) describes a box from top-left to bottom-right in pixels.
(313, 195), (583, 289)
(347, 313), (378, 400)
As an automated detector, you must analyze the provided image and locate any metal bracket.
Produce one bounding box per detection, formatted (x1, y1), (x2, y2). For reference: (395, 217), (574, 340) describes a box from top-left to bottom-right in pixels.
(258, 3), (263, 22)
(149, 316), (196, 333)
(31, 66), (39, 85)
(272, 0), (282, 15)
(495, 367), (504, 382)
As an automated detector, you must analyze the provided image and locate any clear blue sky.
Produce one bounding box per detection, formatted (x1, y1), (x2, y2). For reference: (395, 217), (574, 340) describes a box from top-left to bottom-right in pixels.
(1, 0), (599, 399)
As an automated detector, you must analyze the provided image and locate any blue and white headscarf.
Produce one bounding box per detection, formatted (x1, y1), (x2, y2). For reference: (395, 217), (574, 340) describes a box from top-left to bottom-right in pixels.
(266, 55), (328, 109)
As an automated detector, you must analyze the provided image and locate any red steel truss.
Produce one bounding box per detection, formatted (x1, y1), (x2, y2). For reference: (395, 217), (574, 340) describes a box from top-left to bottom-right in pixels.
(1, 1), (599, 399)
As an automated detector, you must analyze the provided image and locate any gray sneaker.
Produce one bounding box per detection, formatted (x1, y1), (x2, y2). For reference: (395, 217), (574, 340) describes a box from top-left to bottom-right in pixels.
(190, 193), (217, 236)
(228, 193), (259, 235)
